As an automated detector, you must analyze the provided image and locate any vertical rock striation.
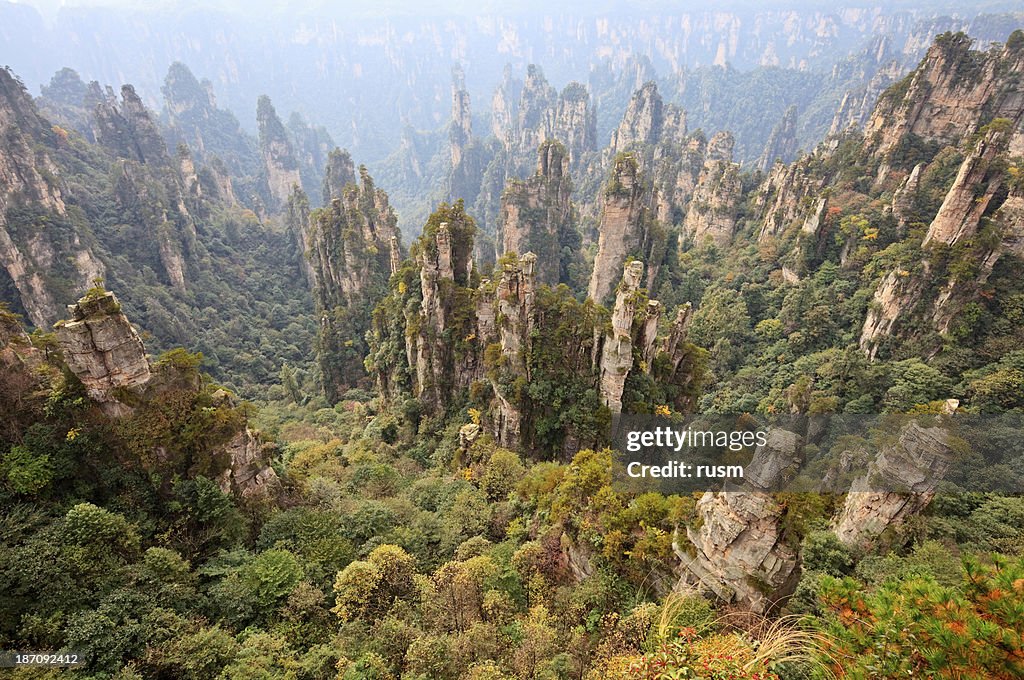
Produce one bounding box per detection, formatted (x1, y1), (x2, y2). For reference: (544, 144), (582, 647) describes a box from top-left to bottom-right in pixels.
(257, 95), (302, 209)
(757, 105), (799, 173)
(682, 132), (741, 247)
(499, 141), (576, 286)
(588, 154), (660, 304)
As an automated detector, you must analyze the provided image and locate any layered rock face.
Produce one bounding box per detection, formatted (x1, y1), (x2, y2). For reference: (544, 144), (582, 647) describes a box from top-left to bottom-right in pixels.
(682, 132), (741, 247)
(287, 112), (337, 202)
(322, 147), (357, 203)
(864, 32), (1024, 159)
(683, 492), (798, 613)
(305, 165), (402, 399)
(828, 61), (904, 137)
(680, 427), (804, 613)
(491, 65), (596, 165)
(55, 291), (151, 416)
(491, 66), (522, 150)
(588, 154), (659, 304)
(499, 141), (576, 286)
(515, 65), (559, 156)
(757, 105), (799, 172)
(922, 125), (1011, 247)
(859, 269), (925, 360)
(755, 156), (824, 241)
(484, 252), (538, 447)
(0, 67), (105, 327)
(446, 76), (487, 216)
(217, 427), (281, 499)
(834, 420), (954, 548)
(257, 95), (302, 208)
(554, 83), (597, 165)
(891, 162), (924, 228)
(609, 80), (689, 166)
(450, 86), (473, 169)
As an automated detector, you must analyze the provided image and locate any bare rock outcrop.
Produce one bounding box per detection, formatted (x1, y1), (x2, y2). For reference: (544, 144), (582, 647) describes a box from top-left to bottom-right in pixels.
(598, 261), (643, 414)
(835, 420), (954, 548)
(516, 65), (559, 155)
(860, 121), (1017, 354)
(257, 95), (302, 208)
(682, 491), (798, 614)
(757, 105), (799, 173)
(499, 141), (575, 286)
(683, 132), (741, 247)
(217, 427), (281, 499)
(864, 32), (1024, 160)
(588, 154), (659, 304)
(922, 124), (1011, 247)
(859, 269), (925, 360)
(306, 166), (402, 399)
(91, 83), (171, 166)
(54, 291), (151, 416)
(755, 158), (823, 241)
(678, 426), (804, 613)
(0, 67), (105, 326)
(610, 81), (664, 156)
(891, 162), (923, 228)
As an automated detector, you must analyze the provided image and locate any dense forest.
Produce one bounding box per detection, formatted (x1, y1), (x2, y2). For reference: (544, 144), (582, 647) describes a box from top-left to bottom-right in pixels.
(2, 4), (1024, 679)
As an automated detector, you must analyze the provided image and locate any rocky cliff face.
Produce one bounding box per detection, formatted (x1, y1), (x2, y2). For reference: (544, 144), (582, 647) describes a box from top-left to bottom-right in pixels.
(682, 132), (741, 247)
(91, 84), (171, 166)
(610, 81), (665, 156)
(757, 105), (799, 172)
(489, 65), (595, 167)
(679, 427), (803, 613)
(257, 95), (302, 209)
(835, 420), (954, 548)
(305, 166), (402, 400)
(828, 61), (904, 137)
(516, 65), (559, 156)
(491, 66), (522, 150)
(864, 31), (1024, 161)
(0, 67), (105, 327)
(54, 291), (151, 417)
(598, 260), (643, 414)
(450, 86), (473, 170)
(860, 120), (1020, 355)
(922, 124), (1011, 247)
(288, 112), (336, 202)
(588, 154), (661, 304)
(554, 83), (597, 165)
(161, 62), (262, 193)
(499, 141), (577, 286)
(682, 491), (798, 613)
(37, 67), (97, 142)
(755, 155), (826, 242)
(321, 147), (357, 204)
